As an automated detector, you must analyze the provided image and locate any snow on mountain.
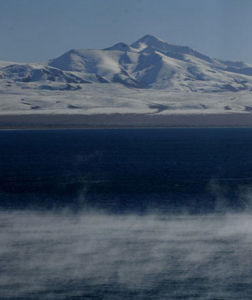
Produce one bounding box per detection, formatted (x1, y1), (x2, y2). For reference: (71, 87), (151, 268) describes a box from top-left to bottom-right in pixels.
(1, 35), (252, 116)
(46, 35), (252, 91)
(131, 35), (214, 63)
(48, 48), (141, 87)
(1, 34), (252, 92)
(0, 63), (87, 84)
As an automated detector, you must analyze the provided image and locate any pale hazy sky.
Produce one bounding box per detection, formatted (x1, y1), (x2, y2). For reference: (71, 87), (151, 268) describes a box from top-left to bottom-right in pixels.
(1, 0), (252, 63)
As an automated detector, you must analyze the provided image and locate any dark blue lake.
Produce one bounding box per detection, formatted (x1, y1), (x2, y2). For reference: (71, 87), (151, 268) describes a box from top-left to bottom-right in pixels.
(1, 128), (252, 299)
(1, 128), (252, 212)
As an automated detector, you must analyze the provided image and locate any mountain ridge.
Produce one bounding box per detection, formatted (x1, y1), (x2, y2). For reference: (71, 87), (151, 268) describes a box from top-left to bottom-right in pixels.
(1, 35), (252, 92)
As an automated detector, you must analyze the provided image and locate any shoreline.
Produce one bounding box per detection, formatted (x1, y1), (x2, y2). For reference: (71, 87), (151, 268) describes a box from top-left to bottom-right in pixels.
(0, 113), (252, 129)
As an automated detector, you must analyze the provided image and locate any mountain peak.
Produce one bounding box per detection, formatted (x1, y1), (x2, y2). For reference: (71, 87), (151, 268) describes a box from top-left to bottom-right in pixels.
(131, 35), (165, 49)
(137, 34), (164, 43)
(104, 42), (131, 52)
(131, 34), (213, 63)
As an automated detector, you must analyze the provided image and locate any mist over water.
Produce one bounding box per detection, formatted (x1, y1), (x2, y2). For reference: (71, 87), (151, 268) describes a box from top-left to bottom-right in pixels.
(1, 128), (252, 298)
(1, 209), (252, 299)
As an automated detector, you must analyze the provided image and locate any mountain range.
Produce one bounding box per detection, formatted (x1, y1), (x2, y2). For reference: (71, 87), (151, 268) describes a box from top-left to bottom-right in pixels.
(2, 34), (252, 92)
(1, 35), (252, 119)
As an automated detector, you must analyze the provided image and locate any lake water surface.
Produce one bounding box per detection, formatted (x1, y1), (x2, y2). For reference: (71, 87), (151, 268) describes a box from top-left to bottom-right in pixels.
(1, 128), (252, 299)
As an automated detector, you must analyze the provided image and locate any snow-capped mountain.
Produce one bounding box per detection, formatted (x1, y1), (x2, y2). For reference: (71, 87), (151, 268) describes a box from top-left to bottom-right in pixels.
(0, 63), (87, 84)
(1, 34), (252, 92)
(1, 35), (252, 117)
(47, 34), (252, 91)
